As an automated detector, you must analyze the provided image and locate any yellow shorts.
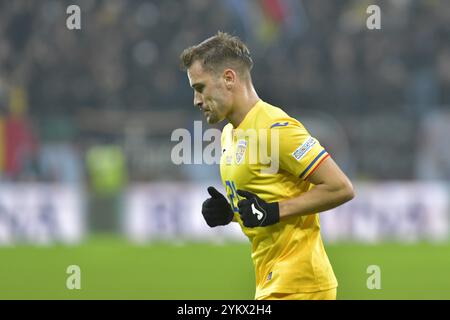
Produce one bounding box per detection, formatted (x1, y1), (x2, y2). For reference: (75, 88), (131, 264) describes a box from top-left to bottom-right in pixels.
(257, 288), (337, 300)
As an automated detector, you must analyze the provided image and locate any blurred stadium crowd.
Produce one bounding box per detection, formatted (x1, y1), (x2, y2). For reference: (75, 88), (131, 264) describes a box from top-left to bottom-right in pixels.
(0, 0), (449, 187)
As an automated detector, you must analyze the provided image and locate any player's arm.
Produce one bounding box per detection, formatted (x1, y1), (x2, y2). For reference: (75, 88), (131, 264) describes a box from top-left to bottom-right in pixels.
(236, 119), (354, 228)
(236, 156), (354, 227)
(278, 156), (354, 219)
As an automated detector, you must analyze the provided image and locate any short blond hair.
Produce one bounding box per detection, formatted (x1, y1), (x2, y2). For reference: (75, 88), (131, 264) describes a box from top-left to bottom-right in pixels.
(180, 31), (253, 76)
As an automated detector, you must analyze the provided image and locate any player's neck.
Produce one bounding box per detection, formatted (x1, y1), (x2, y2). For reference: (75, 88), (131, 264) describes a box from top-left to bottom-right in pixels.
(227, 88), (260, 128)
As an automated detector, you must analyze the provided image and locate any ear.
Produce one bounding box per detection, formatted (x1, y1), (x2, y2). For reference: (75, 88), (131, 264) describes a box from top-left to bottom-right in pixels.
(223, 69), (236, 89)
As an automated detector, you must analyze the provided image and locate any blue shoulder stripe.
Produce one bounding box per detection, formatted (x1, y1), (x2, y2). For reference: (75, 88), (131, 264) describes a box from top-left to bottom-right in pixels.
(270, 122), (289, 128)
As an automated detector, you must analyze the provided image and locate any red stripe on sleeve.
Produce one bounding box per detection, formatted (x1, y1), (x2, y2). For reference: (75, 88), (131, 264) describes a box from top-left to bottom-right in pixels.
(304, 154), (330, 180)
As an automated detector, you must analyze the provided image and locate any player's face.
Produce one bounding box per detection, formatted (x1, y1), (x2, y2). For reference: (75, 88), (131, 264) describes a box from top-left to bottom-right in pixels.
(187, 60), (232, 124)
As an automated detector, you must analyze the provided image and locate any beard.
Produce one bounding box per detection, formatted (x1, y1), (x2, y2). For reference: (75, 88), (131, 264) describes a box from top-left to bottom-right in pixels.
(204, 98), (227, 124)
(205, 112), (219, 124)
(204, 108), (223, 124)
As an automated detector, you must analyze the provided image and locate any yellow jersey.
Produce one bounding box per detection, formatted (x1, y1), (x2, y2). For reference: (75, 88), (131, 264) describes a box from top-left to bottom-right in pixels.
(220, 100), (337, 298)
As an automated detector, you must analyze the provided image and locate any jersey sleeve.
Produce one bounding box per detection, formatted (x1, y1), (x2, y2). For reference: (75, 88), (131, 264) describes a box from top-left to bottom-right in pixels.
(270, 119), (330, 180)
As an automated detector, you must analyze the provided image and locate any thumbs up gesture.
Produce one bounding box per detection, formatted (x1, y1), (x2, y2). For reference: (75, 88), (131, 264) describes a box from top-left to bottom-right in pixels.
(201, 187), (234, 227)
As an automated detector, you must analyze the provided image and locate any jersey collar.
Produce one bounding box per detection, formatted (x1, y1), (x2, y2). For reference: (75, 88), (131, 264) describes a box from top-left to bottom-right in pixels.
(234, 99), (264, 130)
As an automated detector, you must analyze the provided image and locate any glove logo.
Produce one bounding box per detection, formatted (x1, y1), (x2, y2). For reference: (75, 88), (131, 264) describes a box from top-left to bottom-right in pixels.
(251, 203), (263, 221)
(236, 189), (280, 228)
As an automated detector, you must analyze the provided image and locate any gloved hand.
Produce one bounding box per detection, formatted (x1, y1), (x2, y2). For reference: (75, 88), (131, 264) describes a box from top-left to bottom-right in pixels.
(201, 186), (234, 227)
(237, 190), (280, 227)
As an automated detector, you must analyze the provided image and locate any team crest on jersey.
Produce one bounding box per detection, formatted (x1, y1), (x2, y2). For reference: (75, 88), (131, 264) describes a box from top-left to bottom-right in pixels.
(235, 139), (247, 165)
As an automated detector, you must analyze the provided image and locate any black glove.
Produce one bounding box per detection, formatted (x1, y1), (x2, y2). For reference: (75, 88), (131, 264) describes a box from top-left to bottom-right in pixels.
(201, 186), (234, 227)
(237, 190), (280, 228)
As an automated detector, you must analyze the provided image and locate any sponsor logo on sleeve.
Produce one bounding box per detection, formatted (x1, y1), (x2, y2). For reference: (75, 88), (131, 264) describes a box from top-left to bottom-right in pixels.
(292, 136), (316, 161)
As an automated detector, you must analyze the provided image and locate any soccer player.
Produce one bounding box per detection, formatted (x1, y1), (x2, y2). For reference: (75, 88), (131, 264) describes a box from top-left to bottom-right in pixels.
(180, 32), (354, 300)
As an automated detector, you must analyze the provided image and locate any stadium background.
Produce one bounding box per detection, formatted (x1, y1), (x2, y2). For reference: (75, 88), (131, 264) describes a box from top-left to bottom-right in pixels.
(1, 0), (450, 299)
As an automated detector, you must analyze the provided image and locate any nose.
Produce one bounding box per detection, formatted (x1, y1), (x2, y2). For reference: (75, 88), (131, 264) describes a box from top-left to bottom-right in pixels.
(194, 91), (203, 109)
